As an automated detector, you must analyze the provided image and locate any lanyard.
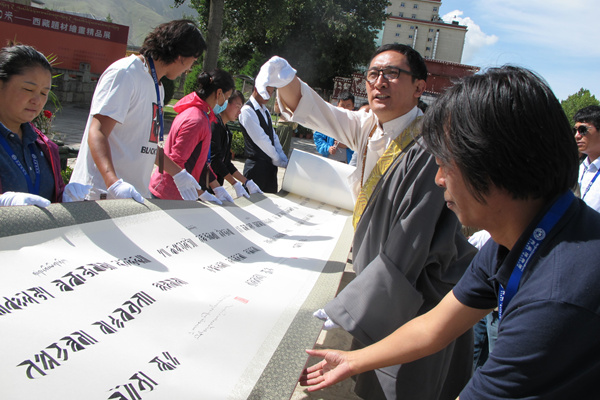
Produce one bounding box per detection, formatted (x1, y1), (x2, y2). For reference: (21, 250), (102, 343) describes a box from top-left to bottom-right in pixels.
(146, 56), (165, 173)
(0, 132), (41, 195)
(579, 164), (600, 201)
(498, 191), (574, 320)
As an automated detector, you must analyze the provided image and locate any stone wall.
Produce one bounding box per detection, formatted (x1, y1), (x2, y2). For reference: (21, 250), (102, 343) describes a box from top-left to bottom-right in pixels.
(52, 65), (99, 105)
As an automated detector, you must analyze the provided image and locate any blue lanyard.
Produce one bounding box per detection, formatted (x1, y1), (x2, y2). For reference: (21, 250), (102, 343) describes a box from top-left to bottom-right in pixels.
(498, 191), (574, 320)
(146, 56), (164, 144)
(579, 164), (600, 201)
(146, 56), (165, 172)
(0, 132), (41, 195)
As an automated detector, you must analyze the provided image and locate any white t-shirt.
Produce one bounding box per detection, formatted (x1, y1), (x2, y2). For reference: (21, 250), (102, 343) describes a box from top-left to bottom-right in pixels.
(579, 157), (600, 213)
(71, 55), (164, 199)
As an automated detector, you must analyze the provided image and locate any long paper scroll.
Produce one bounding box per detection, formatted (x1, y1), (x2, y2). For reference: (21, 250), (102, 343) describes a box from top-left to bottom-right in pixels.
(282, 149), (355, 211)
(0, 191), (352, 399)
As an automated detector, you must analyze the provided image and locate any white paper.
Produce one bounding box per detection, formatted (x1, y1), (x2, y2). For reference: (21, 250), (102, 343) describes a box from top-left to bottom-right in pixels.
(0, 194), (351, 399)
(282, 149), (355, 211)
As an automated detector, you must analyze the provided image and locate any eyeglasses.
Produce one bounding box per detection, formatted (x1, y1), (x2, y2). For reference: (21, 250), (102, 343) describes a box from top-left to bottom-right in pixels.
(364, 67), (414, 84)
(573, 125), (591, 136)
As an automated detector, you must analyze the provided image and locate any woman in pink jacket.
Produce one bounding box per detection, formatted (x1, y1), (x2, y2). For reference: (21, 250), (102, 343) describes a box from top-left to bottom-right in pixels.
(150, 69), (234, 202)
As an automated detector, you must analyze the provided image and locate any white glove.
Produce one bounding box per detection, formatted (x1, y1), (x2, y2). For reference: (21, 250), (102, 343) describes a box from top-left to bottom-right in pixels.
(107, 179), (144, 203)
(313, 309), (340, 330)
(62, 182), (92, 202)
(233, 181), (250, 198)
(0, 191), (51, 207)
(255, 56), (297, 100)
(275, 158), (288, 168)
(213, 186), (234, 203)
(244, 179), (263, 195)
(199, 191), (222, 205)
(173, 169), (201, 201)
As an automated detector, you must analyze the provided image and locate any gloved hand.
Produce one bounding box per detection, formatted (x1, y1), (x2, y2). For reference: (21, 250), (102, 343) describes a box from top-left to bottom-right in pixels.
(313, 308), (341, 330)
(62, 182), (92, 202)
(233, 181), (250, 198)
(0, 191), (51, 207)
(199, 191), (222, 205)
(213, 186), (234, 203)
(275, 158), (288, 168)
(107, 179), (145, 203)
(255, 56), (297, 100)
(244, 179), (263, 195)
(173, 169), (201, 201)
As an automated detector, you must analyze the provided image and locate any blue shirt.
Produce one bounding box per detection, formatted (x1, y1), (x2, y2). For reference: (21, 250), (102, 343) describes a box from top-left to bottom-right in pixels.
(0, 122), (55, 200)
(454, 197), (600, 399)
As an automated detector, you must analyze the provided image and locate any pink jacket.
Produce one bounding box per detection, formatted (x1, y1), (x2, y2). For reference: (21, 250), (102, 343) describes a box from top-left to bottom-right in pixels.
(149, 92), (216, 200)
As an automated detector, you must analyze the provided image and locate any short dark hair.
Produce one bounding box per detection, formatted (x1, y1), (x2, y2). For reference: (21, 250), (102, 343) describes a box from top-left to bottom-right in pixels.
(371, 44), (427, 82)
(573, 105), (600, 131)
(338, 90), (355, 104)
(422, 66), (578, 202)
(140, 19), (206, 64)
(229, 89), (245, 104)
(195, 68), (235, 100)
(0, 44), (52, 82)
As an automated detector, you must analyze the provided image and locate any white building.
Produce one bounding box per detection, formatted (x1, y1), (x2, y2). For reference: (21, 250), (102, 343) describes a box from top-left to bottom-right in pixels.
(380, 0), (467, 64)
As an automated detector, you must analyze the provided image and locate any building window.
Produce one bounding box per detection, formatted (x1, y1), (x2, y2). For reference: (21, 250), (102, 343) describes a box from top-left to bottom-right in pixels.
(414, 4), (418, 8)
(400, 2), (405, 7)
(433, 7), (438, 12)
(427, 38), (433, 42)
(412, 14), (417, 18)
(399, 12), (404, 17)
(408, 35), (413, 39)
(396, 33), (400, 37)
(397, 23), (402, 27)
(429, 28), (434, 32)
(410, 26), (415, 29)
(426, 47), (431, 51)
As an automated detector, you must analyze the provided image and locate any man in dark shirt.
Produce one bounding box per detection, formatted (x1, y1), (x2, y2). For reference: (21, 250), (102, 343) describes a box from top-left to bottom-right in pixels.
(299, 66), (600, 399)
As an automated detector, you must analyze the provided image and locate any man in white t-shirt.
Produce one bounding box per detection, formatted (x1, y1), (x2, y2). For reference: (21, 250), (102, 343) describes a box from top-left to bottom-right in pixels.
(71, 20), (208, 203)
(573, 105), (600, 212)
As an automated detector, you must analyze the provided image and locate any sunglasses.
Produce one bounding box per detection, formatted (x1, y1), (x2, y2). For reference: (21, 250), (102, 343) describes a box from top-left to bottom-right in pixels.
(573, 125), (591, 136)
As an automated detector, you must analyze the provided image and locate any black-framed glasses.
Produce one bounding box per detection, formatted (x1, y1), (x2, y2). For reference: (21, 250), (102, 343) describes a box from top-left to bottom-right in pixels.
(364, 66), (414, 84)
(573, 125), (590, 136)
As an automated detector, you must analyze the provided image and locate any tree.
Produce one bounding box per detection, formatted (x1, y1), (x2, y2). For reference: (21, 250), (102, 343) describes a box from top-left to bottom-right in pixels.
(175, 0), (389, 89)
(561, 88), (600, 123)
(174, 0), (223, 72)
(202, 0), (225, 71)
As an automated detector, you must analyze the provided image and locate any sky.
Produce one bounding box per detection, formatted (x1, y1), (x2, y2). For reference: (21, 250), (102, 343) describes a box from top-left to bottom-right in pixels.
(439, 0), (599, 101)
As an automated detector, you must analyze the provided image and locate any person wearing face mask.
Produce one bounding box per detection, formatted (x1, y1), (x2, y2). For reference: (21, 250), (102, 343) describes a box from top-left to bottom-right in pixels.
(149, 68), (234, 203)
(210, 90), (263, 198)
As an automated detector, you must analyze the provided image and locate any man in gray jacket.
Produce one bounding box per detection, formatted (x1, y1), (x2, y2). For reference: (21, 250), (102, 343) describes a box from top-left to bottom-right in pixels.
(259, 44), (475, 399)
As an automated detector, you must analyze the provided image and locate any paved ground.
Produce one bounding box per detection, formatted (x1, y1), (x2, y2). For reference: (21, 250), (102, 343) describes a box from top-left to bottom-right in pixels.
(51, 103), (361, 400)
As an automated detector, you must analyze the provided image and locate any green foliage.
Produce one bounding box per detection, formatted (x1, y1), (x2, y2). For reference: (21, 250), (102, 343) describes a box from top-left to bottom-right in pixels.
(238, 52), (267, 81)
(182, 0), (389, 89)
(161, 77), (175, 105)
(561, 88), (600, 123)
(61, 166), (73, 185)
(229, 127), (246, 159)
(184, 63), (204, 95)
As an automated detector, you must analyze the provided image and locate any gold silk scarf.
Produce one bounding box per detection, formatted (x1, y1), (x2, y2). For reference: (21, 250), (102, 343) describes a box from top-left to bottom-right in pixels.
(352, 116), (423, 229)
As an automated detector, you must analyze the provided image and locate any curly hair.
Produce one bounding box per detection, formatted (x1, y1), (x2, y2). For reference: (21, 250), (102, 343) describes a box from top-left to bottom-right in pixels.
(139, 19), (206, 64)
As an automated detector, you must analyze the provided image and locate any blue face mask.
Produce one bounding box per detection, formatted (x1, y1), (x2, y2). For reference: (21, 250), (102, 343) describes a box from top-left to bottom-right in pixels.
(213, 91), (228, 115)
